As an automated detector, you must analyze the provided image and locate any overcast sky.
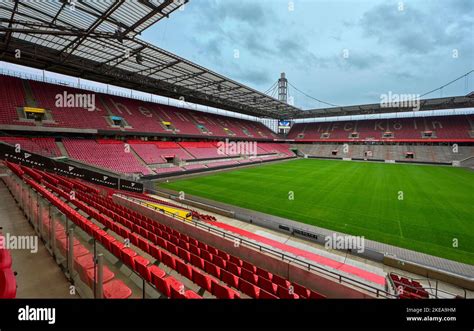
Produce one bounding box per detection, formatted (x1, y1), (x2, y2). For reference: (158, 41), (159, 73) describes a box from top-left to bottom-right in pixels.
(142, 0), (474, 110)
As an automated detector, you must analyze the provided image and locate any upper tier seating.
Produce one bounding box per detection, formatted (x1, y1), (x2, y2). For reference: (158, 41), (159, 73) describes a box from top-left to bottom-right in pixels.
(0, 75), (276, 139)
(0, 75), (27, 126)
(288, 115), (474, 141)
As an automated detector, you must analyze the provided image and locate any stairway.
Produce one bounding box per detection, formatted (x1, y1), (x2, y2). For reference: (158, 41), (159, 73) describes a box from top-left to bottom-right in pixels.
(55, 140), (69, 157)
(21, 80), (37, 108)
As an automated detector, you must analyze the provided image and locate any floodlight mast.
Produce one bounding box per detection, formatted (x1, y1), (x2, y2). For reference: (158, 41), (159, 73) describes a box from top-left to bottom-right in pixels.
(278, 72), (288, 104)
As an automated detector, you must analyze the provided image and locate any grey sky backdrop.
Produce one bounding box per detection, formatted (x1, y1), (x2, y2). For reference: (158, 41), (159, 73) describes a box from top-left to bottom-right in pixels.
(141, 0), (474, 110)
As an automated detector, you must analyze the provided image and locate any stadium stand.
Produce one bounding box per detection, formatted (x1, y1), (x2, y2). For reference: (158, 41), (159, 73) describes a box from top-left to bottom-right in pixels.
(288, 115), (474, 142)
(3, 161), (326, 299)
(293, 143), (474, 163)
(0, 75), (277, 139)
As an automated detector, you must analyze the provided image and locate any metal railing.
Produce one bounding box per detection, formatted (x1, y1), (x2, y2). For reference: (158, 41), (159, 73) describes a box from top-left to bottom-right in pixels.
(117, 194), (397, 298)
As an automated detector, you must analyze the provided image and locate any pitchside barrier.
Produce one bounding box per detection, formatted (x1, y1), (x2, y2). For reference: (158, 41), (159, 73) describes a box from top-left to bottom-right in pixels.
(143, 156), (297, 180)
(0, 142), (143, 193)
(115, 194), (393, 298)
(308, 154), (454, 166)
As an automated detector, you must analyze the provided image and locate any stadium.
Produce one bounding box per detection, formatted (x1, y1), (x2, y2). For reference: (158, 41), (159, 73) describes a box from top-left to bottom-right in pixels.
(0, 0), (473, 322)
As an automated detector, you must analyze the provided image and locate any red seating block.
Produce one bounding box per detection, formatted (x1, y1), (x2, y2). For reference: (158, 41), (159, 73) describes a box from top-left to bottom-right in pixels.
(229, 256), (243, 266)
(241, 260), (257, 273)
(192, 270), (216, 292)
(167, 242), (178, 256)
(85, 265), (115, 288)
(190, 254), (205, 269)
(217, 250), (230, 261)
(176, 259), (193, 280)
(226, 262), (241, 277)
(149, 265), (166, 284)
(197, 242), (208, 251)
(135, 237), (149, 254)
(149, 245), (162, 261)
(272, 274), (291, 289)
(177, 247), (191, 263)
(220, 269), (239, 289)
(212, 282), (240, 299)
(110, 241), (125, 258)
(161, 251), (176, 269)
(134, 256), (151, 281)
(0, 248), (12, 269)
(256, 268), (273, 281)
(292, 282), (310, 299)
(200, 250), (213, 263)
(277, 285), (299, 299)
(213, 255), (226, 269)
(258, 277), (278, 295)
(103, 279), (132, 299)
(120, 248), (138, 268)
(259, 289), (279, 299)
(0, 269), (17, 298)
(238, 279), (260, 299)
(241, 268), (258, 285)
(185, 290), (202, 299)
(204, 260), (221, 278)
(189, 244), (200, 256)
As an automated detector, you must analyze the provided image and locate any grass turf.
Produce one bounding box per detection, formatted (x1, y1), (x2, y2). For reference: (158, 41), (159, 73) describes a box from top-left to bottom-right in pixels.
(159, 159), (474, 265)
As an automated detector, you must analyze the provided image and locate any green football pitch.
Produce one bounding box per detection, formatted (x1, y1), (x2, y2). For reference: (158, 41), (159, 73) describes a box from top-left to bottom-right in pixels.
(159, 159), (474, 265)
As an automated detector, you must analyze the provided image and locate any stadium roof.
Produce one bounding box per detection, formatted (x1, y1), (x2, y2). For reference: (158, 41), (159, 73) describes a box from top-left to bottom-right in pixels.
(0, 0), (304, 119)
(292, 93), (474, 119)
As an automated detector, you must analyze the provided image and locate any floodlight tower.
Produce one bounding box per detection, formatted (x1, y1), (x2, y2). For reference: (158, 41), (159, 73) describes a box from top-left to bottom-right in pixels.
(277, 73), (291, 136)
(278, 72), (288, 103)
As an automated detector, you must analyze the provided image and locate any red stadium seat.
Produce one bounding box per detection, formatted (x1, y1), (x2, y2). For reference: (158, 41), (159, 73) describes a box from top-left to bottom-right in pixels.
(238, 279), (260, 299)
(176, 259), (193, 280)
(134, 256), (151, 281)
(226, 262), (241, 277)
(103, 279), (132, 299)
(120, 248), (138, 268)
(192, 270), (216, 292)
(184, 290), (202, 299)
(0, 269), (17, 298)
(148, 245), (162, 261)
(149, 265), (166, 284)
(212, 282), (240, 299)
(259, 289), (279, 299)
(241, 260), (257, 273)
(257, 277), (278, 295)
(272, 274), (291, 289)
(241, 268), (258, 285)
(161, 251), (176, 270)
(85, 266), (115, 288)
(204, 260), (221, 279)
(190, 254), (205, 270)
(277, 285), (299, 299)
(220, 269), (240, 289)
